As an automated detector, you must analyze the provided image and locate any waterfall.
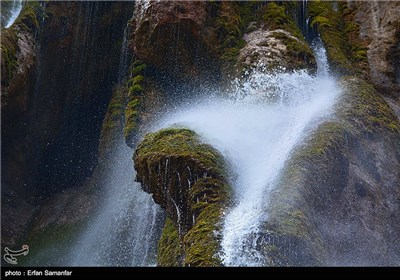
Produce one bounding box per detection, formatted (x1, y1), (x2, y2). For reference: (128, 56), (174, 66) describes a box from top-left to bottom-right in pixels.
(3, 0), (23, 28)
(66, 20), (162, 267)
(155, 43), (339, 266)
(68, 141), (163, 266)
(117, 26), (130, 84)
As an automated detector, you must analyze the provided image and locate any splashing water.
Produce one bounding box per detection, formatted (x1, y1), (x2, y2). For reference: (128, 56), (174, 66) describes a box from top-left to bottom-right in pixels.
(156, 44), (339, 266)
(3, 0), (23, 28)
(68, 141), (163, 266)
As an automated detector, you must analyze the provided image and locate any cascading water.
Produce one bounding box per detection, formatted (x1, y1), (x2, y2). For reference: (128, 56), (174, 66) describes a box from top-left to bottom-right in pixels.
(68, 141), (163, 266)
(67, 21), (163, 266)
(155, 42), (339, 266)
(3, 0), (23, 28)
(117, 27), (130, 84)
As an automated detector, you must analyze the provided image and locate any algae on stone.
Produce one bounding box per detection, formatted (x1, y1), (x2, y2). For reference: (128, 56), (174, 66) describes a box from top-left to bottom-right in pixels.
(123, 60), (146, 147)
(135, 128), (231, 266)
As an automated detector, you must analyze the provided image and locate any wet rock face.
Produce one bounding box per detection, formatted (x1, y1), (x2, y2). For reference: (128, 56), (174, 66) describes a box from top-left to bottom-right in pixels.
(354, 1), (400, 96)
(134, 128), (228, 233)
(1, 1), (133, 248)
(130, 1), (219, 84)
(134, 128), (231, 266)
(238, 29), (316, 73)
(261, 77), (400, 266)
(2, 1), (133, 198)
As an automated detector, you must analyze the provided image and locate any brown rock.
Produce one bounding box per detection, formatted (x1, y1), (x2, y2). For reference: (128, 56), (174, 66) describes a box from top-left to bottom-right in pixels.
(355, 1), (400, 96)
(130, 1), (219, 82)
(238, 28), (316, 73)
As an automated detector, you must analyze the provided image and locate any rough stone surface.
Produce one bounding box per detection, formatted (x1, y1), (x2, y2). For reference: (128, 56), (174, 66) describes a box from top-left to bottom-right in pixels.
(238, 28), (316, 73)
(259, 76), (400, 266)
(354, 1), (400, 96)
(130, 1), (219, 84)
(1, 1), (133, 249)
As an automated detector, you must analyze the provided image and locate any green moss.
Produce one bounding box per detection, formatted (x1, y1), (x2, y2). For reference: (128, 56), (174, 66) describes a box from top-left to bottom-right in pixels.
(124, 60), (146, 144)
(13, 1), (41, 32)
(308, 1), (351, 74)
(262, 2), (303, 40)
(123, 97), (140, 140)
(340, 2), (369, 74)
(102, 86), (126, 131)
(340, 77), (400, 136)
(128, 84), (143, 96)
(131, 63), (146, 77)
(136, 128), (227, 180)
(157, 218), (184, 267)
(1, 42), (17, 87)
(182, 177), (230, 267)
(310, 16), (331, 28)
(135, 129), (231, 266)
(308, 1), (369, 76)
(354, 49), (367, 61)
(221, 47), (241, 63)
(270, 31), (316, 71)
(215, 2), (243, 67)
(189, 178), (230, 216)
(132, 74), (144, 85)
(1, 1), (42, 87)
(183, 204), (223, 267)
(300, 122), (349, 160)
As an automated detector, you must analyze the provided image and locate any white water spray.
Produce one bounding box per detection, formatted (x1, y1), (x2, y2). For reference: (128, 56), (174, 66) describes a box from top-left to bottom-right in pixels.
(156, 43), (339, 266)
(3, 0), (23, 29)
(68, 141), (162, 266)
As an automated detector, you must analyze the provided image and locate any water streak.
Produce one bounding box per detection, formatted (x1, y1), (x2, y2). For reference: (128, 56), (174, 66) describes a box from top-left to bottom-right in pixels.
(4, 0), (23, 28)
(69, 142), (163, 266)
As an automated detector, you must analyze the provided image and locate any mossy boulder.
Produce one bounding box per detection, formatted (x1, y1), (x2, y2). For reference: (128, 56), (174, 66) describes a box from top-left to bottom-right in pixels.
(134, 128), (231, 266)
(237, 2), (316, 75)
(260, 76), (400, 266)
(238, 28), (316, 74)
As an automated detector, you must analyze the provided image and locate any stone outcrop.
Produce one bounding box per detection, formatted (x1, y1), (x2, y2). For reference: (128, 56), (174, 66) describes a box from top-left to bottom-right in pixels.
(259, 76), (400, 266)
(238, 28), (316, 73)
(237, 2), (316, 74)
(130, 0), (220, 84)
(134, 128), (231, 266)
(354, 1), (400, 97)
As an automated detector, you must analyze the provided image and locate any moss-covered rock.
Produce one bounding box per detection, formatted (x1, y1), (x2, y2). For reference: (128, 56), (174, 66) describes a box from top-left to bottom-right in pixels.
(135, 128), (231, 266)
(1, 1), (40, 92)
(214, 1), (245, 74)
(237, 2), (316, 75)
(238, 28), (316, 74)
(123, 60), (146, 147)
(98, 85), (127, 160)
(261, 76), (400, 266)
(339, 76), (400, 136)
(307, 1), (369, 76)
(157, 218), (184, 267)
